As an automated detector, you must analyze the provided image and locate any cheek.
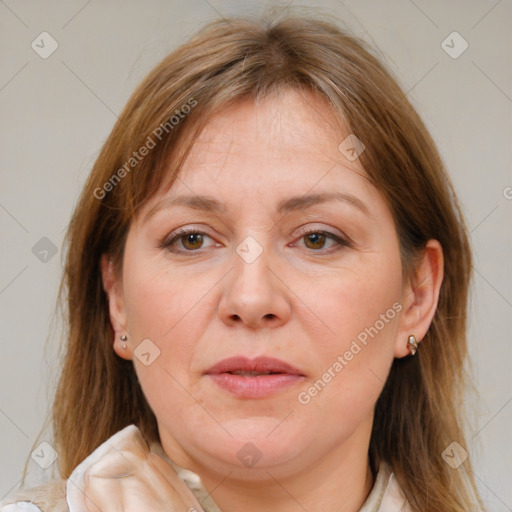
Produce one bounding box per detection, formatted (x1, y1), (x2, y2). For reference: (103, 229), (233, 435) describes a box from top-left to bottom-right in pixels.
(121, 250), (220, 410)
(122, 262), (209, 423)
(306, 253), (402, 351)
(295, 254), (402, 413)
(122, 252), (211, 342)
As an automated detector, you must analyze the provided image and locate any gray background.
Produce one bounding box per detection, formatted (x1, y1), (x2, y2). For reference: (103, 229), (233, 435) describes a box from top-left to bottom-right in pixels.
(1, 0), (511, 510)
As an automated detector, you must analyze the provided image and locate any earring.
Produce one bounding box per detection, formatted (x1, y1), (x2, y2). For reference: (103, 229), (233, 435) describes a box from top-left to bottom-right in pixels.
(120, 335), (128, 349)
(407, 334), (418, 356)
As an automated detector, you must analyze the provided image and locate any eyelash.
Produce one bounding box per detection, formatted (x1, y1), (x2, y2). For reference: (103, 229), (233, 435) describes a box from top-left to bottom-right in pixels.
(160, 227), (350, 255)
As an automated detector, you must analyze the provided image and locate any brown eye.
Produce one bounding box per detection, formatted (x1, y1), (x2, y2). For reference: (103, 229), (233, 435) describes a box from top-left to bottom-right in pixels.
(296, 229), (350, 253)
(161, 229), (214, 254)
(303, 232), (327, 250)
(181, 232), (204, 250)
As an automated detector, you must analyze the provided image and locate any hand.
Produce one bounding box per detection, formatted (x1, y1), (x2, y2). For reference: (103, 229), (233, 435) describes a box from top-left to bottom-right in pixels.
(66, 425), (205, 512)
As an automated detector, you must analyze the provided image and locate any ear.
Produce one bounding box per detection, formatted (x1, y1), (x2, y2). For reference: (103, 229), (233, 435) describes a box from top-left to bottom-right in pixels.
(394, 239), (444, 358)
(100, 253), (132, 360)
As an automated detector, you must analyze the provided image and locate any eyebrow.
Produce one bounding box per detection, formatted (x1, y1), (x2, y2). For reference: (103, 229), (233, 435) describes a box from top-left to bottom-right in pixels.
(143, 191), (371, 222)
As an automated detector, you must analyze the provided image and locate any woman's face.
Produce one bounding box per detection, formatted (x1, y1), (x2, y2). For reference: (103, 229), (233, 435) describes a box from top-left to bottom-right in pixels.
(105, 88), (414, 480)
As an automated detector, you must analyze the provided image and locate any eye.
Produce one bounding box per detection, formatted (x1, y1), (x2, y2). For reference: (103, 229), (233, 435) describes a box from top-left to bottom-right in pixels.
(160, 228), (215, 254)
(294, 228), (350, 253)
(160, 227), (351, 255)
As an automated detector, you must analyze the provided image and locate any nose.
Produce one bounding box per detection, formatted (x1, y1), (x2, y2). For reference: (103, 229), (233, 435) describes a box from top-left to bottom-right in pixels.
(217, 237), (292, 330)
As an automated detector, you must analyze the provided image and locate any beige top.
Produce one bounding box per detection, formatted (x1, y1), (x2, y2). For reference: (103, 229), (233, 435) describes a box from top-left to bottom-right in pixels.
(0, 425), (411, 512)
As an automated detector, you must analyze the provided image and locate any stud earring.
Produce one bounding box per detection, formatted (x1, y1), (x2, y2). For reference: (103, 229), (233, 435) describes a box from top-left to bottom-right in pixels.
(407, 334), (418, 356)
(120, 335), (128, 349)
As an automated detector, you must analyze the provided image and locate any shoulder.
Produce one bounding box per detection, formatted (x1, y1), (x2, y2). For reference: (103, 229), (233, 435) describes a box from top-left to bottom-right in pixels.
(0, 479), (68, 512)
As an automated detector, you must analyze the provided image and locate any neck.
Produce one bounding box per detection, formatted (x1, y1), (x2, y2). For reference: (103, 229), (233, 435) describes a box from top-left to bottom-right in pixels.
(165, 424), (376, 512)
(202, 454), (375, 512)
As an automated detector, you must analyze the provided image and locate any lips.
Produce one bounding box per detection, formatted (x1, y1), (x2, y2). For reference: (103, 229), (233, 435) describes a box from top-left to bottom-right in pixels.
(205, 356), (304, 376)
(205, 356), (305, 399)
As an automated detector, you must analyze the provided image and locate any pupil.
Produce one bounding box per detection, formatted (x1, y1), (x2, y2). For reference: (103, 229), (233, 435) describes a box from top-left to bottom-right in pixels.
(307, 233), (324, 248)
(185, 233), (202, 249)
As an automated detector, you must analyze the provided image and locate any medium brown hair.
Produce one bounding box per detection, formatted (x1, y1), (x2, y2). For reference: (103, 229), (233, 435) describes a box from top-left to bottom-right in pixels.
(27, 11), (484, 511)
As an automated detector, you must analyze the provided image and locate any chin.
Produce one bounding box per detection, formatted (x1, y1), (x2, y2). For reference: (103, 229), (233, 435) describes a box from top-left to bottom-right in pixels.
(195, 418), (309, 473)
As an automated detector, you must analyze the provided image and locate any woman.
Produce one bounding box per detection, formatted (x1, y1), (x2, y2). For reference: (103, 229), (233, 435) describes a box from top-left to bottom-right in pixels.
(1, 13), (485, 512)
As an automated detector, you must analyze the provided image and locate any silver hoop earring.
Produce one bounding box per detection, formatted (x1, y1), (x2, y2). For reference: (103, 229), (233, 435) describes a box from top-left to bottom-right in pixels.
(407, 334), (418, 356)
(120, 335), (128, 349)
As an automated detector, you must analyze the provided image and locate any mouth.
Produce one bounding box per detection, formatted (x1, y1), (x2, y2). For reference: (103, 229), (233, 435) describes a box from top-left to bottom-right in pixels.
(225, 370), (284, 376)
(204, 356), (305, 399)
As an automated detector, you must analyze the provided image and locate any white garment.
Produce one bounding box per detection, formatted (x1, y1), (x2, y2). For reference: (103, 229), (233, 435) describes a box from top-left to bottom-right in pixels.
(0, 504), (41, 512)
(1, 424), (411, 512)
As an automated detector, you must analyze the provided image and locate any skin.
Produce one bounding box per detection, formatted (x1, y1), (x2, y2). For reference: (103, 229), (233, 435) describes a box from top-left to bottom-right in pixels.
(101, 87), (444, 512)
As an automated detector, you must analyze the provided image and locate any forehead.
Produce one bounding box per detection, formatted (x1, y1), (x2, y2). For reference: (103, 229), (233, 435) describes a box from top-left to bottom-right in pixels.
(174, 89), (370, 192)
(187, 89), (346, 163)
(136, 88), (387, 224)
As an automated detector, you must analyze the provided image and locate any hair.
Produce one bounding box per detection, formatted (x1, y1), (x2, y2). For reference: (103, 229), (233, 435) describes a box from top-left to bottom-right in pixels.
(24, 10), (484, 512)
